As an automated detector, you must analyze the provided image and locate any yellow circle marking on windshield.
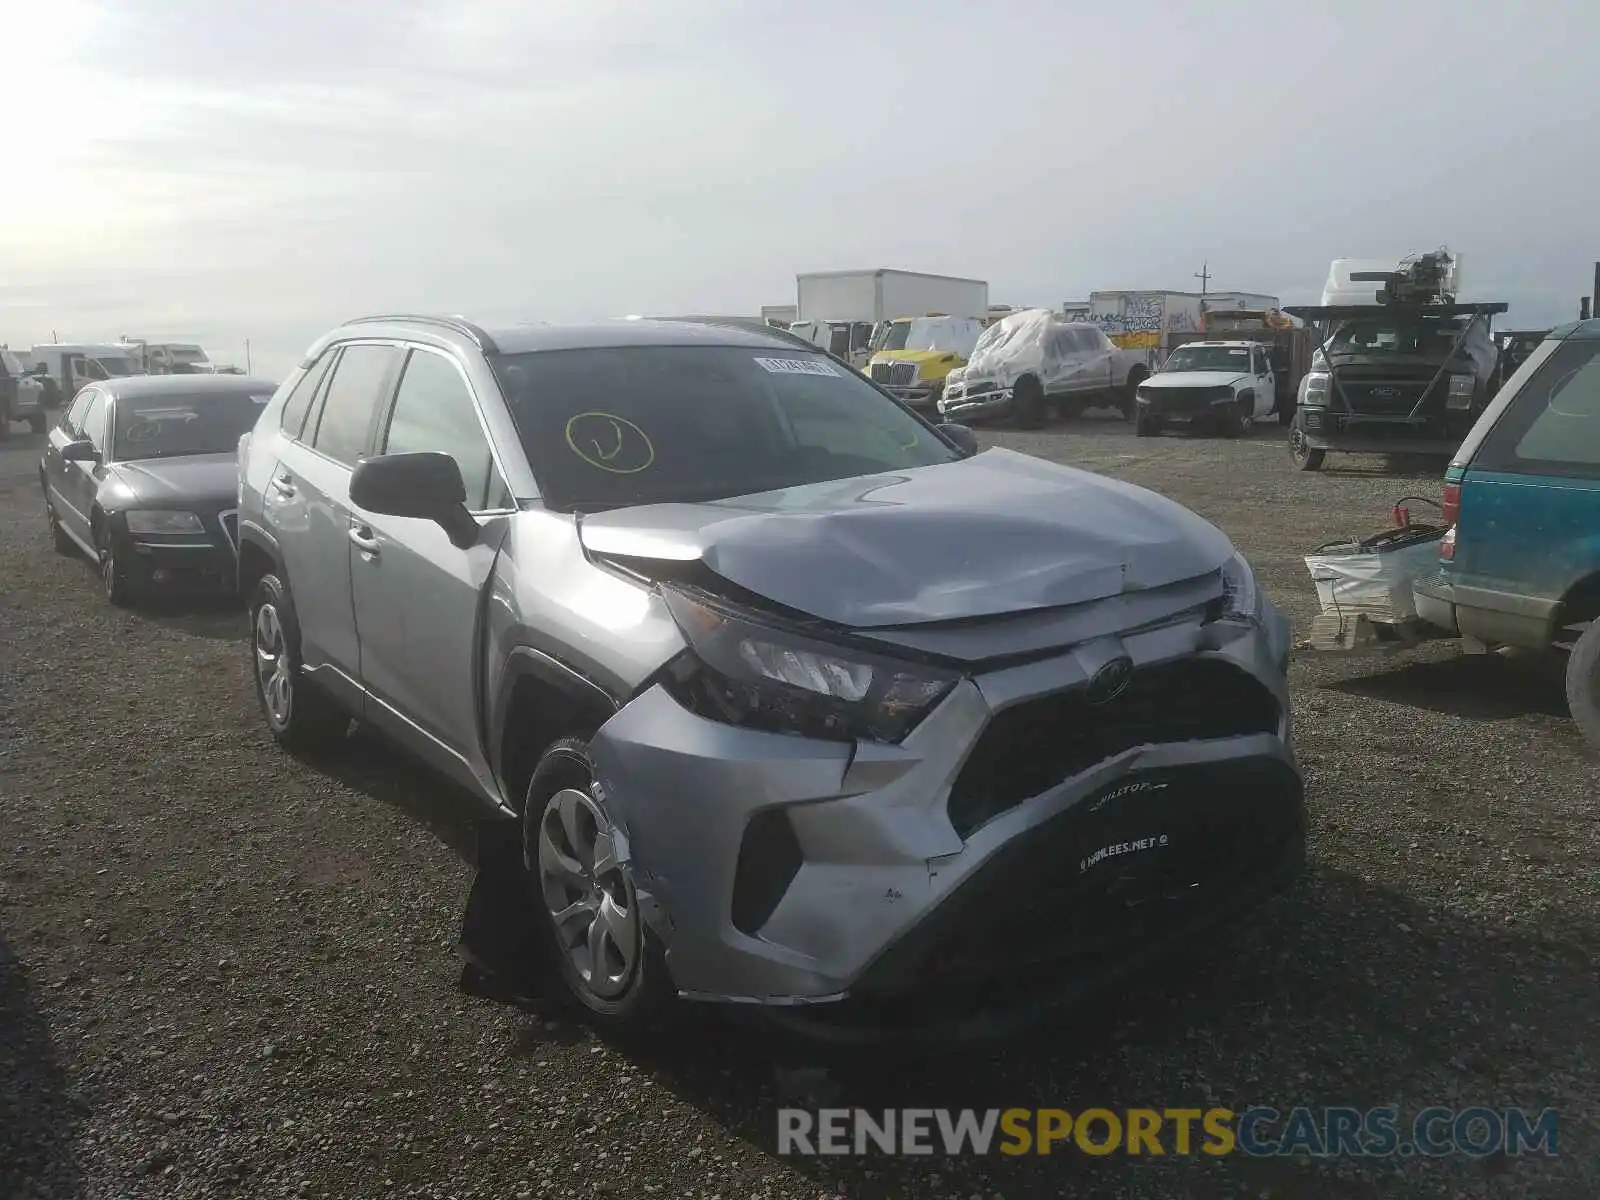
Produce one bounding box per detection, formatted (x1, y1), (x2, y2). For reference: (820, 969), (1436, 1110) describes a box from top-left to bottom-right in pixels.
(565, 411), (655, 474)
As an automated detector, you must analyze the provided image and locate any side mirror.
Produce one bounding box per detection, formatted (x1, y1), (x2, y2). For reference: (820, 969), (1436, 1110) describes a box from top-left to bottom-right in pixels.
(937, 422), (980, 458)
(60, 439), (98, 463)
(350, 451), (478, 549)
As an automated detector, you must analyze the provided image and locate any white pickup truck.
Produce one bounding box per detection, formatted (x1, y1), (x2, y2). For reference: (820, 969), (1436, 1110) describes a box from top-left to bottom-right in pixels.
(936, 308), (1149, 428)
(1131, 340), (1279, 437)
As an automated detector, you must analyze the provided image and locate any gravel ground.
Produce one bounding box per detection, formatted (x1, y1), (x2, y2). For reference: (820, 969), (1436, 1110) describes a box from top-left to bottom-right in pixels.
(2, 416), (1597, 1200)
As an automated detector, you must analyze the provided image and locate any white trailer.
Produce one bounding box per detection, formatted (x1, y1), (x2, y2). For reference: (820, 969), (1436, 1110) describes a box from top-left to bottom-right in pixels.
(792, 269), (989, 365)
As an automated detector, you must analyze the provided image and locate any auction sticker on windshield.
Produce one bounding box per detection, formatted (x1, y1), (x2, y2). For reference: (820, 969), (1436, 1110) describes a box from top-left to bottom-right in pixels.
(753, 356), (840, 377)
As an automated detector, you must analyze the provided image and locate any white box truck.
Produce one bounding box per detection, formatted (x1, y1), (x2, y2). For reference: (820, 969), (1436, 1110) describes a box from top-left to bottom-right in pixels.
(791, 269), (989, 366)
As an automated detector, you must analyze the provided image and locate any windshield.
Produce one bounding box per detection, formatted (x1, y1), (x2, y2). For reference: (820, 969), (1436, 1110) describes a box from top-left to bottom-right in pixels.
(170, 347), (209, 363)
(490, 345), (960, 512)
(1327, 320), (1464, 357)
(1162, 345), (1253, 373)
(96, 355), (140, 377)
(112, 390), (273, 460)
(881, 322), (913, 351)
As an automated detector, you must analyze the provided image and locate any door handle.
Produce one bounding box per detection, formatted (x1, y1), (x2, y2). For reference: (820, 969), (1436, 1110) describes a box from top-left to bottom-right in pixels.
(348, 525), (381, 555)
(269, 472), (296, 498)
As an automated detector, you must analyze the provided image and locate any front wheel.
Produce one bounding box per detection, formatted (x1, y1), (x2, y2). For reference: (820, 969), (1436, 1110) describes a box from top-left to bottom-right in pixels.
(1135, 413), (1162, 438)
(524, 738), (669, 1029)
(1289, 426), (1326, 471)
(1011, 378), (1047, 429)
(96, 525), (137, 608)
(1564, 621), (1600, 751)
(249, 573), (348, 752)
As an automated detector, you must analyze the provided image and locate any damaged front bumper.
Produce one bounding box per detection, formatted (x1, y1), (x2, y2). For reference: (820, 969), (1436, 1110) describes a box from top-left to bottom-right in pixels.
(938, 385), (1014, 422)
(586, 602), (1301, 1014)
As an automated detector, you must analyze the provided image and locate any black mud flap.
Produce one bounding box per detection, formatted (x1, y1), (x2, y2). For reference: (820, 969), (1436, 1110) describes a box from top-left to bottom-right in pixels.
(456, 817), (550, 1009)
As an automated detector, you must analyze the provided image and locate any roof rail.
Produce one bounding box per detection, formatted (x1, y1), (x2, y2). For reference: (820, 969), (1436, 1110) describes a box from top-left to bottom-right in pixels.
(343, 314), (498, 353)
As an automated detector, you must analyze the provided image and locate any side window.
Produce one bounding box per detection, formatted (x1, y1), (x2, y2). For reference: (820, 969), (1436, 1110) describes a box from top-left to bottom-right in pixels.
(381, 349), (505, 510)
(308, 344), (400, 466)
(81, 392), (107, 453)
(1477, 339), (1600, 475)
(279, 349), (337, 439)
(63, 389), (94, 435)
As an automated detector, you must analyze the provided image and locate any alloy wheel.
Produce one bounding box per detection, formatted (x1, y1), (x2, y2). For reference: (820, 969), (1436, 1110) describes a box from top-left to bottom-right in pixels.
(536, 786), (640, 1000)
(254, 602), (294, 728)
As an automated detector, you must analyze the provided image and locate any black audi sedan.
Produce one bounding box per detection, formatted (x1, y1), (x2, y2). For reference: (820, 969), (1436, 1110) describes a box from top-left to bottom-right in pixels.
(40, 374), (278, 606)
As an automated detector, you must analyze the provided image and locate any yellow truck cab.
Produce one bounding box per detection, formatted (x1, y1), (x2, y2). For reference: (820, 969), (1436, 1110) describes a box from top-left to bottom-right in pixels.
(865, 314), (986, 411)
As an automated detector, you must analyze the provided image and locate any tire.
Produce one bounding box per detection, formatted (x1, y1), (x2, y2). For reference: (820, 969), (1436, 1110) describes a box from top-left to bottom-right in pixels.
(1120, 370), (1147, 422)
(1564, 621), (1600, 751)
(1011, 377), (1047, 430)
(248, 573), (349, 752)
(1220, 398), (1250, 439)
(95, 522), (137, 608)
(523, 737), (669, 1029)
(1289, 426), (1326, 471)
(0, 405), (10, 442)
(27, 412), (46, 434)
(43, 484), (75, 556)
(1135, 414), (1162, 438)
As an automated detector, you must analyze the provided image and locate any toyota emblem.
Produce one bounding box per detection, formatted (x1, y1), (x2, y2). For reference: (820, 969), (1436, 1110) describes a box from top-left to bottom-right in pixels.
(1086, 656), (1134, 705)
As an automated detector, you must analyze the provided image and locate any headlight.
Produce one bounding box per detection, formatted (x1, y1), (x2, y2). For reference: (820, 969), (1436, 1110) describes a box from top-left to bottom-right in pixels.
(124, 509), (205, 534)
(1216, 551), (1262, 624)
(1301, 371), (1330, 407)
(659, 585), (960, 743)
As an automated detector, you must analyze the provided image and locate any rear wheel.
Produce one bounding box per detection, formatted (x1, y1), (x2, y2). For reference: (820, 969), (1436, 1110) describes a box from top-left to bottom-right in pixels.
(0, 403), (11, 442)
(1135, 414), (1163, 438)
(524, 738), (669, 1029)
(1289, 426), (1325, 471)
(27, 412), (46, 434)
(43, 483), (74, 556)
(1120, 370), (1147, 421)
(1011, 377), (1046, 429)
(1565, 621), (1600, 751)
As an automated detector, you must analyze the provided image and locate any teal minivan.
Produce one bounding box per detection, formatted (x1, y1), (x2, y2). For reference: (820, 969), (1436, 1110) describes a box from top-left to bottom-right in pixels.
(1412, 318), (1600, 747)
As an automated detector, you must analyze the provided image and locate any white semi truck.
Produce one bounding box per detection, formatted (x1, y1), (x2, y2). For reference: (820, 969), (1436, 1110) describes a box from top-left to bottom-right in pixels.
(789, 269), (989, 367)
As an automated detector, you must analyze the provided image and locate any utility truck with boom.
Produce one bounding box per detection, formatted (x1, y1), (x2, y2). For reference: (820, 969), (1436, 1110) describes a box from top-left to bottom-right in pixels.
(1286, 249), (1507, 471)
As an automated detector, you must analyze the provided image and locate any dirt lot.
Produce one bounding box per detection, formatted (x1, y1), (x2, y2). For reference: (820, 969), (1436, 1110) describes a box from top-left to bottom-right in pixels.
(2, 417), (1596, 1200)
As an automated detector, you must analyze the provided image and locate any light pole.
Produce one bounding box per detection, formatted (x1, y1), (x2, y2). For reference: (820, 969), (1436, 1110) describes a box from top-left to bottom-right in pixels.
(245, 339), (252, 374)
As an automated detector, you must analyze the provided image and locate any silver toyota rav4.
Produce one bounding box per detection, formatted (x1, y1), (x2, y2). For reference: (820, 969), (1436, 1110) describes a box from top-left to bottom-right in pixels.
(236, 314), (1303, 1034)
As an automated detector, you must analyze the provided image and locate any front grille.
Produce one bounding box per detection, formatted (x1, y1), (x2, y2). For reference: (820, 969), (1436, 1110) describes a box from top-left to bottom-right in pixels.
(1329, 367), (1444, 417)
(850, 757), (1305, 1005)
(1148, 386), (1227, 412)
(871, 362), (917, 387)
(947, 657), (1279, 837)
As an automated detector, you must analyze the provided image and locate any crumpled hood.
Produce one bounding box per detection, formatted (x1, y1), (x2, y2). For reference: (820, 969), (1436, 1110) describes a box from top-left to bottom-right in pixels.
(1143, 371), (1247, 389)
(577, 447), (1233, 627)
(107, 452), (238, 507)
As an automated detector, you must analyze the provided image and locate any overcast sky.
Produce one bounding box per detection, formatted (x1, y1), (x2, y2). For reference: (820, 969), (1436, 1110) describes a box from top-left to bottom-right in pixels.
(1, 0), (1595, 378)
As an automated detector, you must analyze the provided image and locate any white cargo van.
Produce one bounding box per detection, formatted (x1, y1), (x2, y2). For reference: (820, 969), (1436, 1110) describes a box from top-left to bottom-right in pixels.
(27, 343), (144, 405)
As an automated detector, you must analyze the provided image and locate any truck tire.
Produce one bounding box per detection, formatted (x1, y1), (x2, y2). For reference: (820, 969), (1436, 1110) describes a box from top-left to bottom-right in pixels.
(28, 412), (46, 434)
(0, 400), (10, 441)
(1119, 368), (1148, 422)
(1289, 426), (1325, 471)
(1564, 621), (1600, 751)
(1011, 377), (1047, 429)
(1135, 414), (1162, 438)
